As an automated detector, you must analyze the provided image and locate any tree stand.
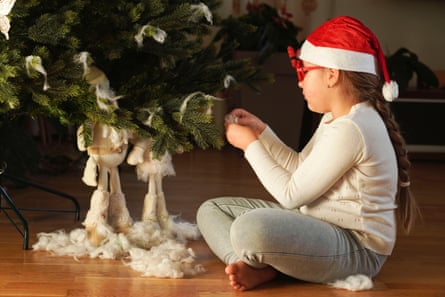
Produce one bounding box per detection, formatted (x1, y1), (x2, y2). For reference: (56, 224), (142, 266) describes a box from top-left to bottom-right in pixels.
(0, 163), (80, 249)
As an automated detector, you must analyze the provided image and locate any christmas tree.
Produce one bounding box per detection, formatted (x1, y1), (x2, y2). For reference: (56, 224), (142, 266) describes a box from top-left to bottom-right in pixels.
(215, 2), (301, 64)
(1, 0), (274, 277)
(0, 0), (272, 175)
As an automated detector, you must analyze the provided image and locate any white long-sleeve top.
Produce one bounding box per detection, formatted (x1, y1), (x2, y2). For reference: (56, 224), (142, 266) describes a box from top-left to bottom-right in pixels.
(244, 102), (398, 255)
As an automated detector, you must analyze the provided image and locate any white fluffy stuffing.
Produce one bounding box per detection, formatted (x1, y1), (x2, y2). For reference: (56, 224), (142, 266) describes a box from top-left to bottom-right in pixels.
(33, 220), (203, 278)
(328, 274), (374, 291)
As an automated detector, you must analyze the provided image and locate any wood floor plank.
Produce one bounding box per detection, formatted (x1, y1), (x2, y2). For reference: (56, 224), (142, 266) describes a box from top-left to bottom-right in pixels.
(1, 147), (444, 297)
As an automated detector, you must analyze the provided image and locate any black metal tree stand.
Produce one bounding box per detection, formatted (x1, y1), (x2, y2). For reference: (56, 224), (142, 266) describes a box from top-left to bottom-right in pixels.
(0, 162), (80, 250)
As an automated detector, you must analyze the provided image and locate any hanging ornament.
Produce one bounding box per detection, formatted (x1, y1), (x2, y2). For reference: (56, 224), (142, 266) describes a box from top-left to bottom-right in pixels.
(0, 0), (16, 40)
(179, 92), (215, 123)
(141, 107), (162, 127)
(224, 74), (236, 89)
(134, 25), (167, 47)
(190, 3), (213, 25)
(25, 55), (50, 91)
(75, 51), (122, 111)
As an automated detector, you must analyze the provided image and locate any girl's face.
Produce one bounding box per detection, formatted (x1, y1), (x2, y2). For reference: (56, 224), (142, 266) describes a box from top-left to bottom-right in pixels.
(297, 61), (331, 114)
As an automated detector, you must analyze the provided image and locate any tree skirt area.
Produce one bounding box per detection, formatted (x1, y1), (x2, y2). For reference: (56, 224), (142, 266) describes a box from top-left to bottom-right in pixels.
(32, 220), (204, 278)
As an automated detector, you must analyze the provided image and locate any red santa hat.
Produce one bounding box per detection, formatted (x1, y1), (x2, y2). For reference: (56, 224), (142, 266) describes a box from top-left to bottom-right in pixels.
(298, 16), (398, 101)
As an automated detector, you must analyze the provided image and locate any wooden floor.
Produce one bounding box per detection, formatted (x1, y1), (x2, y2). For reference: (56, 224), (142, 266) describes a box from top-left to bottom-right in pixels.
(1, 146), (444, 297)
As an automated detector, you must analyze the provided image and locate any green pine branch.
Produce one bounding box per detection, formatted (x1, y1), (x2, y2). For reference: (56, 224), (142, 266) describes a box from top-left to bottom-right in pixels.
(0, 0), (272, 172)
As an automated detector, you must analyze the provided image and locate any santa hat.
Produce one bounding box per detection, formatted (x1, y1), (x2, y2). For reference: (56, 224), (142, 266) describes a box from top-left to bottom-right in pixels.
(298, 16), (398, 101)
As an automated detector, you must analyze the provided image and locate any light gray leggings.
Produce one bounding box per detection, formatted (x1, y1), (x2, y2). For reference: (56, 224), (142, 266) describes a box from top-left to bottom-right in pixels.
(196, 197), (387, 283)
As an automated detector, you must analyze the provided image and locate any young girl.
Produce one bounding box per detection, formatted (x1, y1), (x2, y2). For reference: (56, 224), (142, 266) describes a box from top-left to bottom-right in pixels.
(197, 16), (419, 291)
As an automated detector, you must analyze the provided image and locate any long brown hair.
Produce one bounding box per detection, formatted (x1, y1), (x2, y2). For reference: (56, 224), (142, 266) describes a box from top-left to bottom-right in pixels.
(342, 71), (420, 234)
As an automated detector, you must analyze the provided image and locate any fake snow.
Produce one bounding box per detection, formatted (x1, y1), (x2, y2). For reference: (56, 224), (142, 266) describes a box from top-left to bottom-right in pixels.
(328, 274), (374, 291)
(32, 220), (203, 278)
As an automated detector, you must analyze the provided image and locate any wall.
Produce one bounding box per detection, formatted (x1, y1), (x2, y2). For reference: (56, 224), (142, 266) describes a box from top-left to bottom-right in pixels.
(218, 0), (445, 70)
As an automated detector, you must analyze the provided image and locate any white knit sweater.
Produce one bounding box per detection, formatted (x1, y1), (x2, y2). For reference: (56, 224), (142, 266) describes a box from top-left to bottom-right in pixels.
(244, 102), (397, 255)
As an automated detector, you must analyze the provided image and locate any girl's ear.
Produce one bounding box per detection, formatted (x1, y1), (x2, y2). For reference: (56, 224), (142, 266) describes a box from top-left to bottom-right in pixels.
(326, 68), (341, 87)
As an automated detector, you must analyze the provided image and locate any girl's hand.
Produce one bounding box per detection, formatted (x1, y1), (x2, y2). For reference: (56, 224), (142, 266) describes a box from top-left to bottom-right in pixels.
(225, 123), (257, 151)
(224, 109), (266, 151)
(225, 108), (266, 137)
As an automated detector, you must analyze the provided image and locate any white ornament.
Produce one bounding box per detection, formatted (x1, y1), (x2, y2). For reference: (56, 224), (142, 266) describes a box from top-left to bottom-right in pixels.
(75, 51), (122, 111)
(141, 107), (162, 127)
(179, 92), (215, 123)
(135, 25), (167, 47)
(25, 55), (50, 90)
(190, 3), (213, 25)
(224, 74), (236, 88)
(0, 0), (16, 40)
(224, 114), (238, 124)
(75, 51), (90, 76)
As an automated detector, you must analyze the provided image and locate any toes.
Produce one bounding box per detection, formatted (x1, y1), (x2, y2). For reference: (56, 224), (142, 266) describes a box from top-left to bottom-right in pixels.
(225, 263), (238, 275)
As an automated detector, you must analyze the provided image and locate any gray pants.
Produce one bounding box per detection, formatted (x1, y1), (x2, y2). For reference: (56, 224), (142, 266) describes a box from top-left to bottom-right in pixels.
(196, 197), (387, 283)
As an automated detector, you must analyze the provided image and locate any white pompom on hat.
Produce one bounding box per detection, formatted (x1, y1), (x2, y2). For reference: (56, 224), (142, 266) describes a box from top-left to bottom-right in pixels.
(299, 16), (398, 101)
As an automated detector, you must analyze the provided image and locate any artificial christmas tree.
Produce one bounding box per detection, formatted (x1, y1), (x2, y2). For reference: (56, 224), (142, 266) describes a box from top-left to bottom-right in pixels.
(0, 0), (271, 169)
(1, 0), (272, 277)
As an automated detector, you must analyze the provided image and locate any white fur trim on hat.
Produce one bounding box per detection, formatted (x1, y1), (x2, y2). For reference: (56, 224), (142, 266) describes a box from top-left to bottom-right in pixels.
(299, 41), (377, 75)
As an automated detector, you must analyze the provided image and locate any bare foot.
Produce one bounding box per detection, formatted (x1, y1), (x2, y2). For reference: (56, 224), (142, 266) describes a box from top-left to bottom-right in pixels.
(225, 261), (278, 291)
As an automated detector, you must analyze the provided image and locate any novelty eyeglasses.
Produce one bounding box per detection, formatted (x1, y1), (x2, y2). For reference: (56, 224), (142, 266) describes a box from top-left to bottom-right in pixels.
(287, 46), (324, 81)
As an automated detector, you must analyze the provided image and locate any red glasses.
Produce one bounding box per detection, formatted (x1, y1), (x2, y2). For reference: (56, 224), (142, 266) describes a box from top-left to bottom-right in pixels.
(294, 59), (324, 81)
(287, 46), (324, 81)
